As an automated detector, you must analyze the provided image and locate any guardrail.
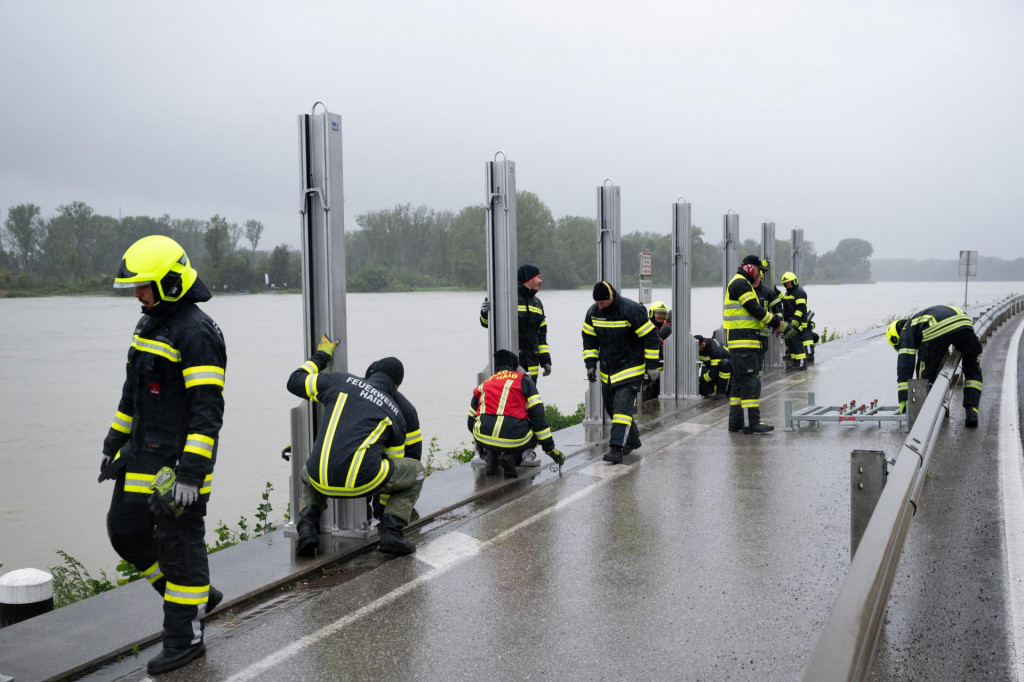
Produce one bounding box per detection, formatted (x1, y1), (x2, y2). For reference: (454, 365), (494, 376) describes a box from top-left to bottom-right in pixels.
(803, 294), (1024, 681)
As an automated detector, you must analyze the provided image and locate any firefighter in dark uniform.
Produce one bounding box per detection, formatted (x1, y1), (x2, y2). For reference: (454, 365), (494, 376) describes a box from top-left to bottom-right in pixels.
(365, 361), (422, 520)
(288, 346), (425, 557)
(779, 271), (812, 371)
(469, 349), (565, 477)
(741, 256), (782, 373)
(695, 334), (732, 399)
(641, 301), (673, 400)
(723, 262), (796, 433)
(886, 305), (983, 427)
(101, 235), (226, 676)
(583, 281), (660, 463)
(479, 263), (551, 382)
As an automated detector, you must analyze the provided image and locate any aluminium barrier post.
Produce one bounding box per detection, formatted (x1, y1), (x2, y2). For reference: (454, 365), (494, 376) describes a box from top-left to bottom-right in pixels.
(585, 181), (621, 436)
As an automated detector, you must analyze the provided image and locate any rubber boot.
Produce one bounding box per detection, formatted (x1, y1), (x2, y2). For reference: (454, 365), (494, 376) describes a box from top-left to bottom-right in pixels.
(295, 505), (321, 557)
(743, 408), (774, 434)
(728, 405), (744, 432)
(147, 643), (206, 676)
(965, 407), (979, 428)
(378, 514), (416, 555)
(207, 586), (223, 615)
(499, 452), (519, 478)
(483, 450), (500, 475)
(603, 446), (623, 464)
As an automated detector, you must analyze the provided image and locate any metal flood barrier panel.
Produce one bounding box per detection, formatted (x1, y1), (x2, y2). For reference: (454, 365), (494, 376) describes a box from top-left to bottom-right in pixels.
(584, 181), (621, 429)
(482, 152), (518, 379)
(803, 294), (1024, 681)
(288, 103), (372, 540)
(661, 200), (697, 398)
(762, 220), (783, 370)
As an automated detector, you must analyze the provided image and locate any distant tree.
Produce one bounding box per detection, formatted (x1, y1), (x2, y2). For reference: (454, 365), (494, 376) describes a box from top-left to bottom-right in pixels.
(516, 191), (556, 270)
(448, 205), (486, 289)
(204, 215), (231, 265)
(4, 204), (41, 271)
(551, 215), (597, 289)
(244, 220), (264, 252)
(267, 244), (300, 289)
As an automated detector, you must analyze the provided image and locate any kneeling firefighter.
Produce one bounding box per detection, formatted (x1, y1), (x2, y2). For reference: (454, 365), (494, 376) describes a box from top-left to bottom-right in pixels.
(287, 339), (425, 556)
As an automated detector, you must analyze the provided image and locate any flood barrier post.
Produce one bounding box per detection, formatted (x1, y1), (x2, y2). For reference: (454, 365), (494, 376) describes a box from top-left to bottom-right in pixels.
(663, 200), (696, 397)
(584, 181), (621, 438)
(762, 220), (783, 370)
(850, 450), (888, 559)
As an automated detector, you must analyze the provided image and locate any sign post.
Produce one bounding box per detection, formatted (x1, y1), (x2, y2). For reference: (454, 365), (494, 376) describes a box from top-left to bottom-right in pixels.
(638, 251), (652, 305)
(959, 250), (977, 306)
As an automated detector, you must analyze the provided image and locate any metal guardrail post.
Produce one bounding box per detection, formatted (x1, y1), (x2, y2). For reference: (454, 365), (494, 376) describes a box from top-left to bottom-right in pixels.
(850, 450), (888, 559)
(804, 294), (1024, 681)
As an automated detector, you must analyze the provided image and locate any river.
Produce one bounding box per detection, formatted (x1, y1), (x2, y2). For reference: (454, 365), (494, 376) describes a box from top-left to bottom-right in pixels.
(0, 281), (1019, 576)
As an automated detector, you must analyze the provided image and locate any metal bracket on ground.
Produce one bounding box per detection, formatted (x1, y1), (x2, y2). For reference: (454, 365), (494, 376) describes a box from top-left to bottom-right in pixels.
(785, 392), (907, 431)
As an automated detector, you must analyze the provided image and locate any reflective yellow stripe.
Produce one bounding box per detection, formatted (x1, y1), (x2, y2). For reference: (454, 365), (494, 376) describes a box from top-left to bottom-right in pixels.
(140, 561), (163, 584)
(593, 319), (630, 328)
(319, 394), (349, 484)
(582, 323), (597, 337)
(199, 473), (213, 495)
(612, 413), (633, 425)
(345, 419), (390, 488)
(384, 445), (405, 458)
(473, 425), (533, 448)
(184, 433), (215, 458)
(964, 380), (983, 390)
(534, 427), (552, 440)
(124, 472), (156, 494)
(740, 399), (759, 408)
(299, 360), (318, 375)
(635, 321), (655, 337)
(305, 374), (320, 402)
(183, 365), (225, 389)
(405, 429), (422, 446)
(526, 394), (543, 409)
(164, 582), (210, 605)
(111, 411), (133, 434)
(644, 349), (660, 360)
(583, 349), (599, 359)
(606, 365), (645, 384)
(132, 335), (181, 362)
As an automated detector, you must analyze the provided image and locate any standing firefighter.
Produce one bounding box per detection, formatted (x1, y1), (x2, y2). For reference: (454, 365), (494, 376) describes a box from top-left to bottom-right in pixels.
(583, 281), (660, 463)
(288, 345), (425, 557)
(479, 263), (551, 382)
(695, 334), (732, 399)
(723, 258), (796, 433)
(886, 305), (983, 427)
(469, 349), (565, 477)
(742, 255), (782, 372)
(641, 301), (673, 400)
(101, 235), (226, 676)
(779, 271), (813, 371)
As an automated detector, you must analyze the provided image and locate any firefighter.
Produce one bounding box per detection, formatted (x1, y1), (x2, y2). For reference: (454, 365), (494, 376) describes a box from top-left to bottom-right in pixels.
(583, 281), (660, 463)
(886, 305), (983, 427)
(641, 301), (673, 400)
(469, 349), (565, 477)
(479, 263), (551, 382)
(723, 259), (797, 433)
(101, 235), (227, 675)
(288, 348), (425, 557)
(779, 271), (813, 371)
(742, 255), (782, 373)
(365, 360), (422, 521)
(695, 334), (732, 399)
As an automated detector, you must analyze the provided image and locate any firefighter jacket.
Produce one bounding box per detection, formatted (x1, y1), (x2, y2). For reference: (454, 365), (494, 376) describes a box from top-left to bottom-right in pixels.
(467, 369), (555, 452)
(698, 337), (730, 369)
(393, 390), (423, 461)
(287, 352), (409, 497)
(651, 316), (673, 363)
(722, 270), (780, 352)
(102, 286), (226, 508)
(895, 305), (975, 402)
(582, 285), (660, 387)
(780, 284), (809, 329)
(480, 283), (550, 376)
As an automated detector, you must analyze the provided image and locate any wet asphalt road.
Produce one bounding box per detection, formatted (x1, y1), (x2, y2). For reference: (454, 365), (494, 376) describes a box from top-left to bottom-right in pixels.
(87, 316), (1024, 682)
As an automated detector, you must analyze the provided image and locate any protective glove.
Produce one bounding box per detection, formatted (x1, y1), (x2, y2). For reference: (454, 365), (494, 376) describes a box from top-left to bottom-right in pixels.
(586, 366), (597, 383)
(173, 481), (199, 507)
(148, 492), (176, 518)
(541, 363), (552, 376)
(779, 320), (798, 339)
(898, 400), (906, 415)
(546, 447), (565, 466)
(317, 333), (340, 356)
(646, 368), (661, 384)
(100, 454), (111, 474)
(480, 298), (490, 316)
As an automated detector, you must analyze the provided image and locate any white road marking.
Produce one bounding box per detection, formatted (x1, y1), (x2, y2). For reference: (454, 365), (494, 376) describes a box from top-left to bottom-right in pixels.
(999, 316), (1024, 681)
(224, 458), (636, 682)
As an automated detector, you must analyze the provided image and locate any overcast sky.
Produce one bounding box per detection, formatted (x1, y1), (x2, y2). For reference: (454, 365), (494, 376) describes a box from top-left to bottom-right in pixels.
(1, 0), (1022, 261)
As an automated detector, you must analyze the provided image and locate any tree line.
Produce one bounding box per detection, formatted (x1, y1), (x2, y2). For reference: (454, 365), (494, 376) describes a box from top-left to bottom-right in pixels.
(1, 194), (875, 296)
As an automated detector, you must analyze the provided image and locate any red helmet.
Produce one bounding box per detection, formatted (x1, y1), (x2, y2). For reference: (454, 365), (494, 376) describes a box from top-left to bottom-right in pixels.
(740, 263), (761, 280)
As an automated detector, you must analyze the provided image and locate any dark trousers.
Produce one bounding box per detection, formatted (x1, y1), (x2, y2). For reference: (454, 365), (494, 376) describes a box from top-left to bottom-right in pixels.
(918, 327), (983, 408)
(728, 350), (763, 428)
(107, 479), (211, 649)
(602, 381), (642, 448)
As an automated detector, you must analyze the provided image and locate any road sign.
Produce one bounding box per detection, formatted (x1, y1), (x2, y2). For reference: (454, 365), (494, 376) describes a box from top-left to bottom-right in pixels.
(639, 252), (652, 277)
(639, 279), (652, 304)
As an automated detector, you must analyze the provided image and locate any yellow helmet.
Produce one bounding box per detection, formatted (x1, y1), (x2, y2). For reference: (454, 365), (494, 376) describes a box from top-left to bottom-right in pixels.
(780, 271), (798, 286)
(886, 319), (906, 349)
(113, 235), (197, 302)
(649, 301), (669, 318)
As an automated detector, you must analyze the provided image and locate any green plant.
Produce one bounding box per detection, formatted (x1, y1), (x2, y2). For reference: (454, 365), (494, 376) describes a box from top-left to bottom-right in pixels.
(545, 402), (586, 431)
(423, 436), (477, 476)
(49, 550), (117, 607)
